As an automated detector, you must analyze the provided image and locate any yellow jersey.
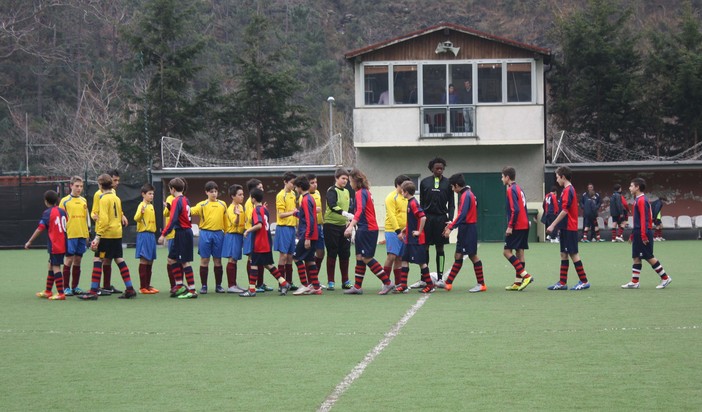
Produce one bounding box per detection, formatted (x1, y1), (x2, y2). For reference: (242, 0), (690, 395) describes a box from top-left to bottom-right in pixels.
(244, 197), (254, 230)
(276, 189), (298, 226)
(60, 194), (89, 239)
(300, 190), (324, 224)
(163, 194), (175, 240)
(134, 201), (157, 233)
(385, 190), (408, 232)
(92, 188), (115, 221)
(225, 203), (245, 234)
(190, 198), (228, 231)
(96, 191), (123, 239)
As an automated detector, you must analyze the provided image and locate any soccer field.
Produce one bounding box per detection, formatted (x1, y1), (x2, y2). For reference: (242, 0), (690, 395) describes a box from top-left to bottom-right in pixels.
(1, 241), (701, 411)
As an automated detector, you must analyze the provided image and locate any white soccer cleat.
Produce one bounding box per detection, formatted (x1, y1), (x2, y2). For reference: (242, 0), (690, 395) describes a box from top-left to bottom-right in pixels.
(409, 280), (427, 289)
(293, 285), (312, 295)
(435, 279), (446, 289)
(621, 281), (640, 289)
(227, 285), (245, 293)
(656, 276), (672, 289)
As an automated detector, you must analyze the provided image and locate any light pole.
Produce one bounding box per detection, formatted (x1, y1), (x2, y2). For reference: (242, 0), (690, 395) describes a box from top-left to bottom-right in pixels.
(327, 96), (335, 164)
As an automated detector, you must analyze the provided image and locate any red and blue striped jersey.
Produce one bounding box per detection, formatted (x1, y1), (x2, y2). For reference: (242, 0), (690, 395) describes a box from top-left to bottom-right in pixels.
(505, 183), (529, 230)
(559, 184), (579, 231)
(404, 197), (426, 245)
(38, 206), (67, 254)
(543, 192), (559, 216)
(252, 205), (273, 253)
(296, 193), (319, 240)
(162, 195), (191, 237)
(448, 188), (477, 230)
(633, 194), (652, 240)
(353, 188), (379, 231)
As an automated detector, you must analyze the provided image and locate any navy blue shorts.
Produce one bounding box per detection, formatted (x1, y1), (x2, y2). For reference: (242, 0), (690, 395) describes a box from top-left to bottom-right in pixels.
(222, 233), (243, 260)
(632, 230), (654, 259)
(48, 253), (65, 266)
(135, 232), (157, 261)
(293, 239), (316, 262)
(315, 224), (325, 251)
(250, 251), (274, 266)
(504, 229), (529, 250)
(66, 238), (87, 257)
(583, 215), (598, 229)
(169, 228), (193, 263)
(560, 230), (579, 254)
(402, 243), (427, 265)
(455, 224), (478, 256)
(198, 229), (224, 259)
(96, 238), (123, 260)
(273, 226), (296, 254)
(613, 215), (626, 225)
(355, 229), (378, 258)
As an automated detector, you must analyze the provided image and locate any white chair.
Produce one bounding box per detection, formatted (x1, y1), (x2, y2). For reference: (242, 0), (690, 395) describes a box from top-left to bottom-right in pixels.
(270, 222), (277, 235)
(627, 216), (633, 227)
(676, 215), (692, 229)
(578, 216), (583, 230)
(191, 223), (200, 237)
(694, 215), (702, 228)
(661, 216), (676, 229)
(597, 217), (605, 229)
(607, 216), (614, 228)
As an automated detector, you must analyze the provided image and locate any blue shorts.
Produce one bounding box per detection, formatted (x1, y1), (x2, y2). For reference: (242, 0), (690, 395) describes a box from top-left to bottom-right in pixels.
(293, 239), (316, 262)
(222, 233), (244, 260)
(456, 224), (478, 256)
(355, 230), (378, 258)
(385, 232), (405, 256)
(48, 253), (65, 266)
(315, 225), (325, 251)
(632, 230), (654, 259)
(135, 232), (157, 261)
(243, 235), (253, 256)
(402, 243), (427, 265)
(251, 251), (274, 266)
(169, 228), (193, 263)
(66, 238), (87, 257)
(504, 229), (529, 250)
(273, 226), (296, 254)
(560, 230), (579, 254)
(198, 229), (224, 259)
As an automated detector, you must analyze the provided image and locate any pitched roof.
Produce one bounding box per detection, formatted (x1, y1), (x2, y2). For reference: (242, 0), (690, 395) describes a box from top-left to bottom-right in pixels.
(345, 22), (551, 59)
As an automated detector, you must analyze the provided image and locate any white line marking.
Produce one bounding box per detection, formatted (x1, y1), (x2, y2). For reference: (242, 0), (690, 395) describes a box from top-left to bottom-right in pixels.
(317, 294), (431, 412)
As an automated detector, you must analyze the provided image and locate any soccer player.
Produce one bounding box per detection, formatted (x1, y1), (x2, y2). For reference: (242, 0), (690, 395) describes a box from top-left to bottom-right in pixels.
(581, 183), (603, 242)
(395, 181), (433, 294)
(546, 166), (591, 290)
(384, 175), (410, 286)
(190, 181), (227, 294)
(274, 172), (298, 288)
(59, 176), (89, 296)
(621, 178), (671, 289)
(134, 183), (158, 294)
(158, 177), (197, 299)
(291, 176), (323, 295)
(442, 174), (486, 293)
(306, 173), (326, 286)
(419, 157), (454, 288)
(243, 178), (273, 293)
(79, 174), (137, 300)
(163, 191), (177, 286)
(323, 168), (354, 289)
(501, 167), (534, 291)
(90, 169), (126, 295)
(222, 184), (246, 293)
(651, 195), (667, 241)
(343, 168), (395, 295)
(541, 185), (560, 243)
(239, 188), (292, 297)
(609, 184), (627, 242)
(25, 190), (68, 300)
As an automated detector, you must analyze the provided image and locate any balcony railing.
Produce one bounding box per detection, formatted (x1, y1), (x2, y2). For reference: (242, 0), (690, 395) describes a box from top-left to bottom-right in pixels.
(420, 106), (476, 138)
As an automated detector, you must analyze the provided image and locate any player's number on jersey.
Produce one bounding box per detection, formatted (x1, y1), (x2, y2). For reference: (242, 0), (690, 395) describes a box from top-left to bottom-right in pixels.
(54, 216), (67, 233)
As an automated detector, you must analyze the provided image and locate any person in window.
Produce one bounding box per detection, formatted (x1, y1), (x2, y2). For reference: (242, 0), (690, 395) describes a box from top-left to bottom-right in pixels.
(459, 80), (473, 104)
(377, 90), (390, 105)
(441, 84), (458, 105)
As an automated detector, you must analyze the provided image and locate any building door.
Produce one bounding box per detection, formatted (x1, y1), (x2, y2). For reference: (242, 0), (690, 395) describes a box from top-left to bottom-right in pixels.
(462, 173), (506, 242)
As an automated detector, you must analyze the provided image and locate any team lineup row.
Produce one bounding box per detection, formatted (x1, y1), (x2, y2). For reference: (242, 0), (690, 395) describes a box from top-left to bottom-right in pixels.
(25, 160), (671, 301)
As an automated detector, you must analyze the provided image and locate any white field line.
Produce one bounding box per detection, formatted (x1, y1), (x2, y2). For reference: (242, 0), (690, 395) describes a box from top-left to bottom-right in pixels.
(317, 294), (431, 412)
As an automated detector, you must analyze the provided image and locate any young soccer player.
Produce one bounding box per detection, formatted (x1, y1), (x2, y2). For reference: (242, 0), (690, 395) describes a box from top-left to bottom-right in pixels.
(609, 184), (627, 242)
(25, 190), (68, 300)
(651, 195), (667, 241)
(442, 174), (486, 293)
(90, 169), (126, 295)
(343, 168), (395, 295)
(59, 176), (89, 295)
(291, 176), (323, 295)
(239, 188), (292, 297)
(222, 184), (246, 293)
(546, 166), (591, 290)
(394, 181), (433, 294)
(190, 181), (227, 294)
(541, 185), (560, 243)
(323, 168), (354, 289)
(79, 174), (137, 300)
(384, 175), (410, 286)
(501, 167), (534, 291)
(134, 183), (158, 294)
(158, 177), (197, 299)
(243, 178), (274, 293)
(621, 178), (671, 289)
(306, 173), (326, 287)
(274, 172), (298, 288)
(581, 183), (603, 242)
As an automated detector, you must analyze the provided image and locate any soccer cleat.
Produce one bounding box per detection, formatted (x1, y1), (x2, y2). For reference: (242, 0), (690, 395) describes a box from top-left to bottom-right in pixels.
(108, 285), (123, 294)
(656, 276), (672, 289)
(393, 285), (409, 294)
(261, 283), (274, 292)
(581, 239), (589, 243)
(170, 285), (187, 297)
(199, 285), (208, 294)
(289, 284), (299, 291)
(343, 286), (363, 295)
(97, 288), (113, 296)
(279, 283), (291, 296)
(148, 286), (159, 293)
(48, 294), (66, 300)
(227, 285), (246, 293)
(64, 288), (73, 296)
(178, 290), (198, 299)
(444, 283), (453, 292)
(327, 281), (335, 291)
(435, 279), (446, 289)
(293, 285), (312, 295)
(73, 287), (85, 294)
(420, 286), (436, 294)
(621, 281), (640, 289)
(118, 290), (137, 299)
(378, 283), (395, 295)
(139, 288), (151, 294)
(409, 280), (427, 289)
(517, 275), (533, 291)
(505, 283), (520, 291)
(239, 290), (256, 297)
(342, 281), (352, 289)
(36, 291), (53, 299)
(255, 286), (266, 293)
(570, 281), (591, 290)
(615, 236), (625, 242)
(215, 285), (225, 293)
(469, 284), (487, 293)
(598, 238), (605, 242)
(77, 293), (98, 300)
(547, 282), (568, 290)
(308, 287), (323, 295)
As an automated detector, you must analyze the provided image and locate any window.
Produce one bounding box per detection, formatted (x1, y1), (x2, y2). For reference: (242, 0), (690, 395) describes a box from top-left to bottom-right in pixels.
(507, 63), (532, 102)
(364, 65), (389, 105)
(477, 63), (502, 103)
(422, 64), (446, 105)
(393, 65), (417, 104)
(450, 64), (473, 104)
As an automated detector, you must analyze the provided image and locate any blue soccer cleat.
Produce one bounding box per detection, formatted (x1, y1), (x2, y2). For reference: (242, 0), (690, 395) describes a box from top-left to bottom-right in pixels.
(570, 281), (591, 290)
(547, 282), (568, 290)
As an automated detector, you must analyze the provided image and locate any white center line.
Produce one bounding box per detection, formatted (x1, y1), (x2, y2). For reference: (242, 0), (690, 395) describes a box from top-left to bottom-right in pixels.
(317, 294), (431, 412)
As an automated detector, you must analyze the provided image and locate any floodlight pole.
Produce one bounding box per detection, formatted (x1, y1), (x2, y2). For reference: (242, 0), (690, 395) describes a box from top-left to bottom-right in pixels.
(327, 96), (335, 165)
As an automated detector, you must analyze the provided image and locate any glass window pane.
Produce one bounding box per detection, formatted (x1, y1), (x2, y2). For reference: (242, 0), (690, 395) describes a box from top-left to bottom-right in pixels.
(364, 65), (389, 105)
(422, 64), (446, 105)
(507, 63), (532, 102)
(450, 64), (473, 104)
(393, 65), (417, 104)
(478, 63), (502, 103)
